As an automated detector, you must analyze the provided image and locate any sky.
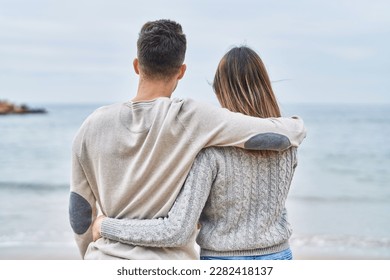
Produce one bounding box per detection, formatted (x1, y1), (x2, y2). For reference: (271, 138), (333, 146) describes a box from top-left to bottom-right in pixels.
(1, 0), (389, 105)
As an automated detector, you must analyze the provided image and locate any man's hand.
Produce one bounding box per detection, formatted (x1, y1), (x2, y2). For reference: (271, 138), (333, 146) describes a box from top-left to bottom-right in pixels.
(92, 215), (106, 241)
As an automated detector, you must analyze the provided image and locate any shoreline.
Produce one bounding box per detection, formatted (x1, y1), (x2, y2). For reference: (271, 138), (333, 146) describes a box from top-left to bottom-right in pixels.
(0, 100), (47, 115)
(0, 245), (387, 260)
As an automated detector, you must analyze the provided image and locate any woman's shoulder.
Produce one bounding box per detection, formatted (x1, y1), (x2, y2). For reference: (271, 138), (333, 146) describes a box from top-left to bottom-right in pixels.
(197, 146), (251, 162)
(199, 146), (237, 155)
(199, 146), (297, 162)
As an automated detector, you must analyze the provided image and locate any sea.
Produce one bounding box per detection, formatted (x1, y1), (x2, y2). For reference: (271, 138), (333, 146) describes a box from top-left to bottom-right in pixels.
(0, 102), (389, 259)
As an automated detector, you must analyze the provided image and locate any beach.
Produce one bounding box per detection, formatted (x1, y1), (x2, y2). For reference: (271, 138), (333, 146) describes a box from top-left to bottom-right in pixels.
(0, 102), (389, 260)
(1, 181), (387, 260)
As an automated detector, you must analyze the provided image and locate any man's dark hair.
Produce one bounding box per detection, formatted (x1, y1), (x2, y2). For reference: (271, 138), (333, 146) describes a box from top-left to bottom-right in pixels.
(137, 19), (186, 79)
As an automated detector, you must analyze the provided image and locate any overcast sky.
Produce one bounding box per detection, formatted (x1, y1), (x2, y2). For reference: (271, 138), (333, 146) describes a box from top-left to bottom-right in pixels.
(1, 0), (389, 105)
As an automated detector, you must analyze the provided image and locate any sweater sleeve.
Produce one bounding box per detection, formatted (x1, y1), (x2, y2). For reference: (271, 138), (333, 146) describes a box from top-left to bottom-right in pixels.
(177, 99), (306, 151)
(100, 150), (216, 247)
(69, 136), (97, 258)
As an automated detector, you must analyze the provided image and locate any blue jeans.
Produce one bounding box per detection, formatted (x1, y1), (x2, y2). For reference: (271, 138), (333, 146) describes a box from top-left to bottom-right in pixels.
(200, 248), (293, 260)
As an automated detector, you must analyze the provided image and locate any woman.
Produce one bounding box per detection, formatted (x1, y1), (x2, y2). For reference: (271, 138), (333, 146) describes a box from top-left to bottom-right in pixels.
(93, 46), (301, 260)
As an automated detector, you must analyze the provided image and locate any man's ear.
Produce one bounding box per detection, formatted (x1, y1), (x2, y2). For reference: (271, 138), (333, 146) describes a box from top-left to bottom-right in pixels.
(177, 64), (186, 80)
(133, 58), (140, 75)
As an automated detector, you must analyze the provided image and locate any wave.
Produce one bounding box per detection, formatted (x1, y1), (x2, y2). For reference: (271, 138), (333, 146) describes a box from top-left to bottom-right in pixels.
(0, 181), (68, 192)
(0, 240), (76, 248)
(291, 234), (390, 249)
(289, 194), (390, 204)
(1, 182), (389, 203)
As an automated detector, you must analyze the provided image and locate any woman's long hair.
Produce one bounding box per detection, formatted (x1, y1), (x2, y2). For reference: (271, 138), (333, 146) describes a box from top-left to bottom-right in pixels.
(213, 46), (281, 155)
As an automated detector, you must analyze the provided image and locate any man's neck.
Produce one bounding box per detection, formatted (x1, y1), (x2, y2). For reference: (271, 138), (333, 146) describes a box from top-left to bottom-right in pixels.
(132, 76), (177, 102)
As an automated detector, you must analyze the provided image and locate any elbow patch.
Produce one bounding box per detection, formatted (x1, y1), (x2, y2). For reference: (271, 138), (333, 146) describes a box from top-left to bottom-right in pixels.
(69, 192), (92, 234)
(244, 133), (291, 151)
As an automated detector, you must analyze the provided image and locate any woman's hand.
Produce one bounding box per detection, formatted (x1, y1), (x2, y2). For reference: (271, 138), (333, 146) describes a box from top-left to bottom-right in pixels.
(92, 215), (106, 241)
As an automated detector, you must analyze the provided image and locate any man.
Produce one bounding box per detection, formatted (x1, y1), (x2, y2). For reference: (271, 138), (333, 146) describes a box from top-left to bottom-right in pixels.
(69, 19), (306, 259)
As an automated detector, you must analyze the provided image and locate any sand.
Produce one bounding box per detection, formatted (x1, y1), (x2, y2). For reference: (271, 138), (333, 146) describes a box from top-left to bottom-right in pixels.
(0, 246), (375, 260)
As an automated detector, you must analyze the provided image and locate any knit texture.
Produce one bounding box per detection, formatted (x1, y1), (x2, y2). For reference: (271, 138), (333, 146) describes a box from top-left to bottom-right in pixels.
(71, 97), (305, 260)
(198, 147), (296, 256)
(101, 146), (297, 257)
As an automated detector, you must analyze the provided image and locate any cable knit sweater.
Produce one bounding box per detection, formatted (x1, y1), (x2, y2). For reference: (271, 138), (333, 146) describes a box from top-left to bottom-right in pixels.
(101, 146), (297, 257)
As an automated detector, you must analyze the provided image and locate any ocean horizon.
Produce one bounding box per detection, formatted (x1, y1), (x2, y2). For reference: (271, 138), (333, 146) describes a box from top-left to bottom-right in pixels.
(0, 101), (389, 259)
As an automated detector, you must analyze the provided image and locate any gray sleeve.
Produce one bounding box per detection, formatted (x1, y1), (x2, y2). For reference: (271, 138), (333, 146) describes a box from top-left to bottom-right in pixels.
(100, 150), (216, 247)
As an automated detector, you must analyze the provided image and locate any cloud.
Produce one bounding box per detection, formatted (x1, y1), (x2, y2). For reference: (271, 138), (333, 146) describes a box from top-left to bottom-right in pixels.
(0, 0), (389, 104)
(321, 46), (375, 61)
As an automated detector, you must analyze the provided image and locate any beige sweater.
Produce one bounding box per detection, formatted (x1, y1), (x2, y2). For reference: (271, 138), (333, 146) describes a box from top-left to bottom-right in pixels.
(69, 97), (306, 259)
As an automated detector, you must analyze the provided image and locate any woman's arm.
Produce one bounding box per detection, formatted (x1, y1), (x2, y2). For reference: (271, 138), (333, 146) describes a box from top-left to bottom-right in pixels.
(95, 149), (217, 247)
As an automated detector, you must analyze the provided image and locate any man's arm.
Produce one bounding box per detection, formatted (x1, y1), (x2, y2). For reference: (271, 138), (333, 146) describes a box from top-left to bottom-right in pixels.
(95, 150), (216, 247)
(69, 150), (97, 258)
(178, 99), (306, 150)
